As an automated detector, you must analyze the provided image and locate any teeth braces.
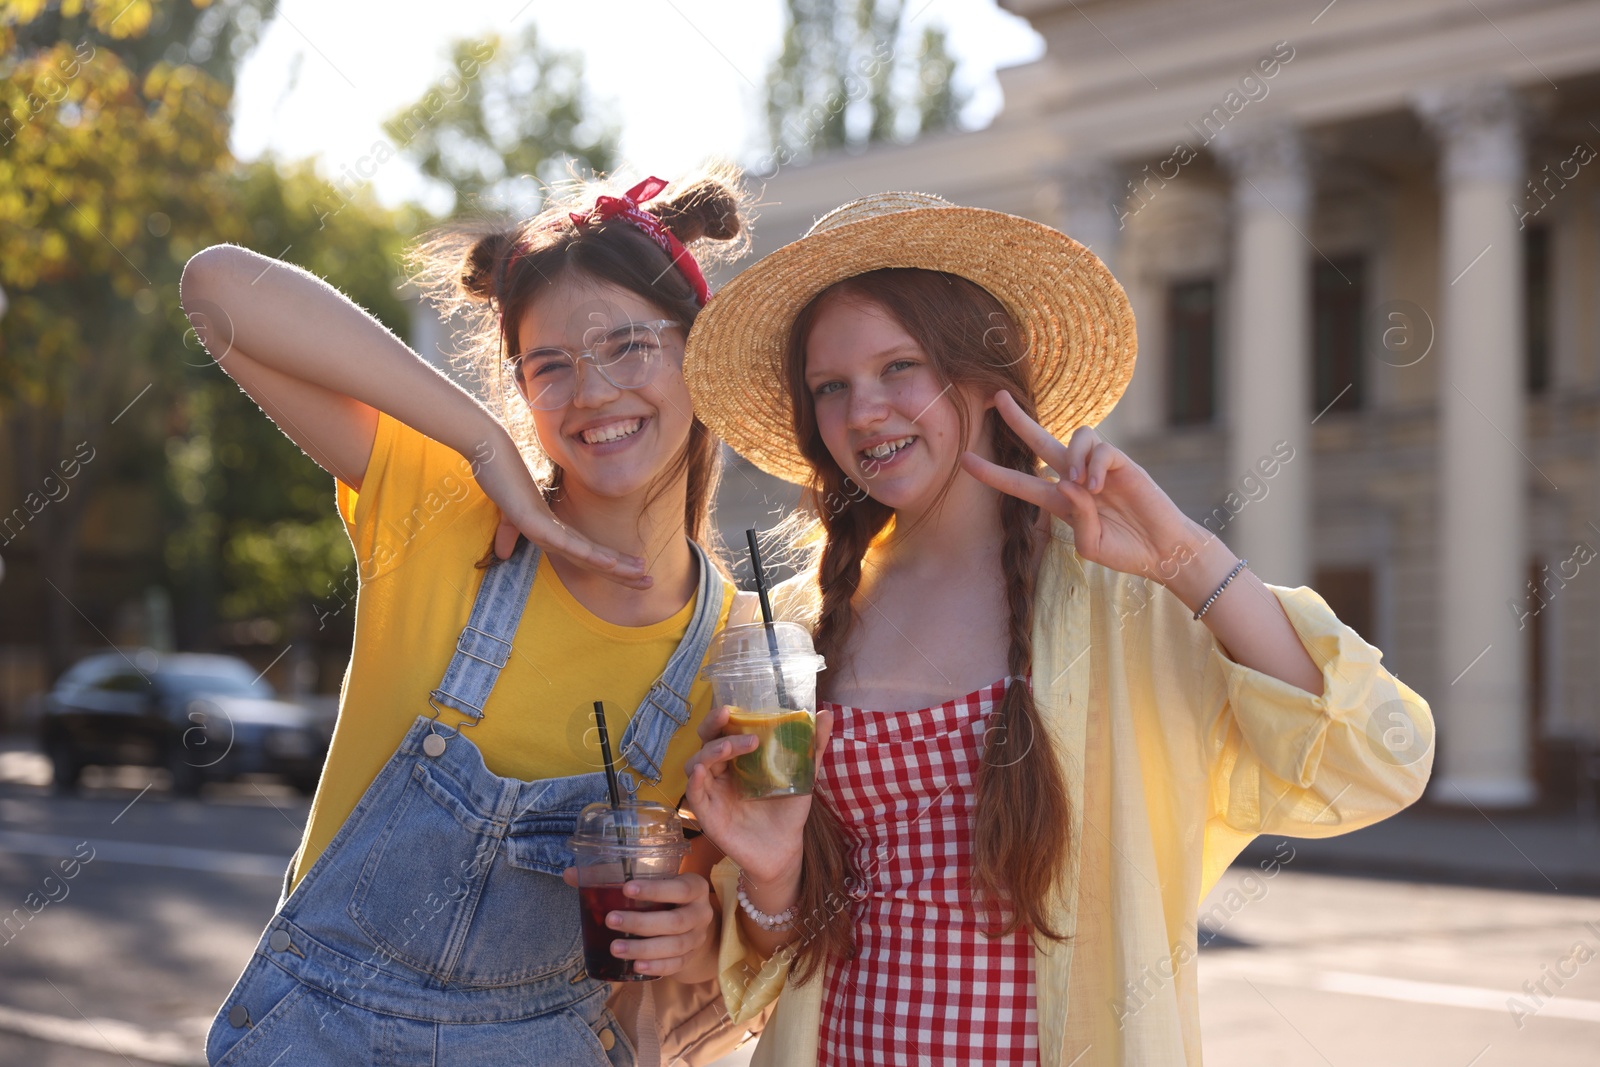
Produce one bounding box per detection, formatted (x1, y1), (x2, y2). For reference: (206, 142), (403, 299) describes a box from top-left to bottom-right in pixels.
(865, 437), (913, 459)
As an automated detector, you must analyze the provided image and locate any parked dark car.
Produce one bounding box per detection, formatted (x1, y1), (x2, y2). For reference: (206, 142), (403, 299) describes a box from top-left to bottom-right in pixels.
(39, 649), (329, 796)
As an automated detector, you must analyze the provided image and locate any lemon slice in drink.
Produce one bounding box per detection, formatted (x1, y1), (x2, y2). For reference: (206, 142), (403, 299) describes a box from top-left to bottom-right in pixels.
(727, 708), (814, 795)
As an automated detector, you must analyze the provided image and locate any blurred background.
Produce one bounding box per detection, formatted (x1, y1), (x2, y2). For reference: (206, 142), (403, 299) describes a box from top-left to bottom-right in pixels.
(2, 0), (1599, 1064)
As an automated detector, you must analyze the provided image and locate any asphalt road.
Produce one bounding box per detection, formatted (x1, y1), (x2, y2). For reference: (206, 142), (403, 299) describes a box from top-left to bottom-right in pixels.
(0, 747), (1595, 1066)
(0, 754), (303, 1066)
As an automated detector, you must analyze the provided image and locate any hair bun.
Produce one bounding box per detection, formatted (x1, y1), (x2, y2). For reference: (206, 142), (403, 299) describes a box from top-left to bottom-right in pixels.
(650, 176), (742, 245)
(460, 229), (521, 302)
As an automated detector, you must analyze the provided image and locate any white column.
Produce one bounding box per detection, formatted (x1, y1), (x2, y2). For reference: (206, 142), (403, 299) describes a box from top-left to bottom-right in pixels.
(1214, 121), (1313, 588)
(1108, 266), (1162, 440)
(1416, 82), (1534, 807)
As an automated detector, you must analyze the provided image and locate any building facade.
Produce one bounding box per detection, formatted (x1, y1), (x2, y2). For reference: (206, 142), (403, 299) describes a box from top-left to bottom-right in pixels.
(738, 0), (1600, 808)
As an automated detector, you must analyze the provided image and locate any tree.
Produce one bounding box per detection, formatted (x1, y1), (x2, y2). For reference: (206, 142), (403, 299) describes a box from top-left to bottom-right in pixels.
(2, 0), (276, 90)
(160, 161), (412, 655)
(1, 3), (620, 690)
(386, 25), (619, 217)
(914, 26), (959, 136)
(763, 0), (969, 167)
(0, 2), (239, 680)
(164, 158), (413, 656)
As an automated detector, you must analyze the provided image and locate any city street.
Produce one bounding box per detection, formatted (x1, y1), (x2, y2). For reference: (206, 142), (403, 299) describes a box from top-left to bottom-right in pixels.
(1196, 863), (1599, 1065)
(0, 749), (1595, 1066)
(7, 0), (1600, 1063)
(0, 753), (302, 1066)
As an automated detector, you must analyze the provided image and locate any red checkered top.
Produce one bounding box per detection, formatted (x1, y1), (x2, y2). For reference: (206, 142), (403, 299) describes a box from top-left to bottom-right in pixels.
(815, 676), (1038, 1066)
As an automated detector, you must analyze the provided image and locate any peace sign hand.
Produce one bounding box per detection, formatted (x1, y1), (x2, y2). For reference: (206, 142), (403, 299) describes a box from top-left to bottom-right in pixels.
(959, 390), (1206, 582)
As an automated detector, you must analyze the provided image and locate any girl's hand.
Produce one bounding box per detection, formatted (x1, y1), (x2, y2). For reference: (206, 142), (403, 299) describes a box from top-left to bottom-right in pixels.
(683, 705), (834, 887)
(960, 389), (1209, 584)
(471, 447), (650, 589)
(493, 515), (522, 562)
(559, 868), (714, 978)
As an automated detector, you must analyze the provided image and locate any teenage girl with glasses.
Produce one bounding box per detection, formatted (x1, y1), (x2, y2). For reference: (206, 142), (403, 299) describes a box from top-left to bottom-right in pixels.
(182, 169), (754, 1066)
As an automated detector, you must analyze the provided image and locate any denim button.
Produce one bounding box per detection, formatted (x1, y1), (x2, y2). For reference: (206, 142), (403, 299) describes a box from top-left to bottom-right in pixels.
(269, 930), (291, 953)
(598, 1028), (616, 1051)
(228, 1003), (251, 1028)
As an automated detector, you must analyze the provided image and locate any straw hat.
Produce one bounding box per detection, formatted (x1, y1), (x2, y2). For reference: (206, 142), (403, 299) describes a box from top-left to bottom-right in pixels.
(683, 191), (1138, 485)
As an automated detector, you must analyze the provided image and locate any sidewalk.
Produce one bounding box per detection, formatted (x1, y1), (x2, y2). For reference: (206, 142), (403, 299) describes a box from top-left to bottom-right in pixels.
(1234, 799), (1600, 896)
(8, 733), (1599, 896)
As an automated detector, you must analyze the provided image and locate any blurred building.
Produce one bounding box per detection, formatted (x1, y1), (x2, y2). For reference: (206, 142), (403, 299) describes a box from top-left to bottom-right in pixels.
(743, 0), (1600, 809)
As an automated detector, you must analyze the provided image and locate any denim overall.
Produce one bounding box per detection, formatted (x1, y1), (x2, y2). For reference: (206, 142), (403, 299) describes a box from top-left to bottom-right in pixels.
(206, 537), (724, 1066)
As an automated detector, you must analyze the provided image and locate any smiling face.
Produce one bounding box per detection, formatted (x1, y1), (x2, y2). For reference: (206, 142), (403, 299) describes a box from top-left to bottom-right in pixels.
(801, 289), (992, 514)
(513, 275), (695, 505)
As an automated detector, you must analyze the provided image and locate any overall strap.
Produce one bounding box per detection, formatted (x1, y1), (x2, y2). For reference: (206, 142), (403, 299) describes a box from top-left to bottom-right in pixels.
(430, 537), (542, 721)
(429, 536), (725, 781)
(617, 539), (726, 784)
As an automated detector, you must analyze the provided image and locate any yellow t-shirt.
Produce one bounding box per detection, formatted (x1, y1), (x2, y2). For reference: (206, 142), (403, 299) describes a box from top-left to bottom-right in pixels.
(289, 411), (734, 891)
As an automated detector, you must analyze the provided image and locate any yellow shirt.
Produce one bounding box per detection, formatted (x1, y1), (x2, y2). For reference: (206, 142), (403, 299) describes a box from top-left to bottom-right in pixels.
(714, 516), (1434, 1066)
(290, 411), (735, 891)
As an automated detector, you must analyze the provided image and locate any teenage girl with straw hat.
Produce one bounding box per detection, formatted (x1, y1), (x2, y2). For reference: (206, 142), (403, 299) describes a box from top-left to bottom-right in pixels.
(680, 192), (1434, 1065)
(182, 169), (761, 1065)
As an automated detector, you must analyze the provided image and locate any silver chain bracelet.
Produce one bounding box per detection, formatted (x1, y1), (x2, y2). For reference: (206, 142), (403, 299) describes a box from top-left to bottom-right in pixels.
(737, 872), (798, 931)
(1193, 558), (1248, 621)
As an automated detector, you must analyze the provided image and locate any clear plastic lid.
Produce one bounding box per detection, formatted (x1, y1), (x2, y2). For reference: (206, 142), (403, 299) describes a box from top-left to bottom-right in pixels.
(569, 800), (689, 852)
(703, 621), (826, 677)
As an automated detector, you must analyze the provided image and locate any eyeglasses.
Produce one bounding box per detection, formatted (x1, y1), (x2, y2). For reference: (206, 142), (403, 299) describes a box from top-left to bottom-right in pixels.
(505, 319), (682, 411)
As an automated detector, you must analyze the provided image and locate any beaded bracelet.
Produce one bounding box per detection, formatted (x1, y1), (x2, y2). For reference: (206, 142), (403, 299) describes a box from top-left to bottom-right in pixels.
(736, 873), (798, 931)
(1193, 558), (1248, 621)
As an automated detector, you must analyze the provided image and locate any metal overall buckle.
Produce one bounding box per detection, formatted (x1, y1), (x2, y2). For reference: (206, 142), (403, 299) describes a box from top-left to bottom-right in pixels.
(422, 693), (480, 757)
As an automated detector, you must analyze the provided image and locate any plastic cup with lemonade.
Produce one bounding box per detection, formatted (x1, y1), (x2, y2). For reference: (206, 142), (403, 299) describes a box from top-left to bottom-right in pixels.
(701, 621), (826, 799)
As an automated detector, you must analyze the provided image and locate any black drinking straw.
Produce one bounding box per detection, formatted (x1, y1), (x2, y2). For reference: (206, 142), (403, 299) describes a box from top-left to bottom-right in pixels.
(592, 700), (633, 880)
(745, 529), (796, 710)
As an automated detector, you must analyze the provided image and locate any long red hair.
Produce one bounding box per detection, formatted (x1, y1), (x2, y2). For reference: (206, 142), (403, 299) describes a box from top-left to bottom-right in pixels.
(782, 268), (1072, 982)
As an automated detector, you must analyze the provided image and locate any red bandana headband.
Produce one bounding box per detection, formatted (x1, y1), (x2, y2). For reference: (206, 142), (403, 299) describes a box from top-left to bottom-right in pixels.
(502, 175), (711, 308)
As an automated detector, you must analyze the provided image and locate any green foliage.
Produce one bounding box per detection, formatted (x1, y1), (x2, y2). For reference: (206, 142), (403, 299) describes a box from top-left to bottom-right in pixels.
(0, 47), (234, 413)
(0, 2), (389, 652)
(1, 0), (277, 90)
(386, 24), (619, 216)
(228, 157), (414, 328)
(763, 0), (968, 165)
(168, 158), (414, 633)
(162, 363), (352, 626)
(0, 3), (620, 666)
(220, 517), (353, 620)
(0, 0), (252, 672)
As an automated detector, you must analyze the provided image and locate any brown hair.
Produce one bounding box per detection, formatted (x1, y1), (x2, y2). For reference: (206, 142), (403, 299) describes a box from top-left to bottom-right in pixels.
(781, 268), (1071, 982)
(405, 164), (751, 561)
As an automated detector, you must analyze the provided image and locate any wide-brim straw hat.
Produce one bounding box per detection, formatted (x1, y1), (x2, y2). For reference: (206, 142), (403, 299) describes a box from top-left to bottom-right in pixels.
(684, 191), (1138, 486)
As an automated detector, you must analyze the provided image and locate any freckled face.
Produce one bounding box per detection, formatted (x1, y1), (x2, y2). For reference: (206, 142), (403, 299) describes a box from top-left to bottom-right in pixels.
(512, 277), (694, 501)
(802, 293), (987, 512)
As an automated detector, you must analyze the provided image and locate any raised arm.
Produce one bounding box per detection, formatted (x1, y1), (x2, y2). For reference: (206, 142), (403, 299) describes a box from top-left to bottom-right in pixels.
(178, 245), (647, 586)
(1160, 527), (1322, 690)
(179, 245), (390, 489)
(962, 391), (1321, 691)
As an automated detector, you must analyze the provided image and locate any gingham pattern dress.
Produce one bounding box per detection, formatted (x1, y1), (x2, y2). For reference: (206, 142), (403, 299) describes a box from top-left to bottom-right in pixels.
(816, 676), (1038, 1066)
